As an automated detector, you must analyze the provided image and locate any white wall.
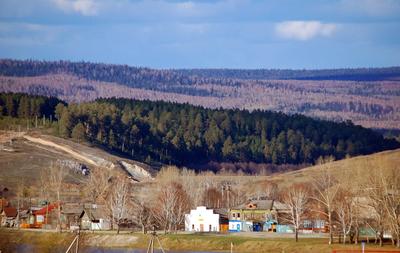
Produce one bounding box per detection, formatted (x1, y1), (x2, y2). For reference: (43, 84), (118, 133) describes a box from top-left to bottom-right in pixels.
(185, 206), (219, 232)
(91, 219), (111, 230)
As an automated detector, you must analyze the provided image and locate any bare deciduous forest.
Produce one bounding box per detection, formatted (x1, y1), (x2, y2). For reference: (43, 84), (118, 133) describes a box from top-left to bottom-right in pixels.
(0, 59), (399, 129)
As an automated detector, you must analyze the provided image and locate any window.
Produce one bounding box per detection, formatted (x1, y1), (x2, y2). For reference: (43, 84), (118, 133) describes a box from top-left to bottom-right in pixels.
(303, 220), (312, 228)
(233, 213), (236, 218)
(192, 224), (195, 230)
(209, 224), (212, 231)
(315, 220), (325, 228)
(237, 213), (241, 218)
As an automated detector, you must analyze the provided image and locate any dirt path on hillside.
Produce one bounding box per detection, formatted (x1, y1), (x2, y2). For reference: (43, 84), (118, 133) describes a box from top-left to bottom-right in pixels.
(0, 130), (25, 143)
(23, 135), (99, 166)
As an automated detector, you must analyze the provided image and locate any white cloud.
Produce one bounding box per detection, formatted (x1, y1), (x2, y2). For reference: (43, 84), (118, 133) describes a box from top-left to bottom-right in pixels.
(275, 21), (336, 41)
(52, 0), (99, 16)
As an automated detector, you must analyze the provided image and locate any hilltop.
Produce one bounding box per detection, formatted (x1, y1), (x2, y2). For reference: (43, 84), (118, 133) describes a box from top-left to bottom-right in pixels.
(266, 148), (400, 187)
(0, 59), (399, 129)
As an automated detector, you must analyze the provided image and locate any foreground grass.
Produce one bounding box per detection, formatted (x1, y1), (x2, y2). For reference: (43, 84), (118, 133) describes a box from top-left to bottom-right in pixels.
(157, 233), (400, 253)
(1, 229), (400, 253)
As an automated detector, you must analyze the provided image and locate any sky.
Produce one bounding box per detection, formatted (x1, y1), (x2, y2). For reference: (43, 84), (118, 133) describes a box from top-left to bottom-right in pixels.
(0, 0), (399, 69)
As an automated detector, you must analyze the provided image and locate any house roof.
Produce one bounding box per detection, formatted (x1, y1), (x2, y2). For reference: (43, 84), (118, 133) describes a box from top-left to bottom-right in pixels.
(272, 200), (289, 211)
(2, 207), (17, 217)
(19, 209), (30, 218)
(214, 208), (229, 216)
(82, 206), (107, 221)
(232, 200), (274, 210)
(62, 203), (84, 215)
(33, 203), (59, 215)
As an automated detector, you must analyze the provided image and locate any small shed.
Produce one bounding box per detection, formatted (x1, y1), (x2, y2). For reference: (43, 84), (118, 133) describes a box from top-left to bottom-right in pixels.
(215, 208), (229, 233)
(61, 203), (84, 229)
(80, 206), (110, 230)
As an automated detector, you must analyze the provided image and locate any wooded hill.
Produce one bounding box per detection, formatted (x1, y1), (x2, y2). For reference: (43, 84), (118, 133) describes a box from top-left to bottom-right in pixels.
(176, 67), (400, 81)
(1, 93), (398, 167)
(1, 59), (399, 130)
(1, 59), (399, 83)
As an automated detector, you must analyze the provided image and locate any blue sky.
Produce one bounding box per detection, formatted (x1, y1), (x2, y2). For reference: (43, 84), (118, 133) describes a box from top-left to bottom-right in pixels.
(0, 0), (399, 69)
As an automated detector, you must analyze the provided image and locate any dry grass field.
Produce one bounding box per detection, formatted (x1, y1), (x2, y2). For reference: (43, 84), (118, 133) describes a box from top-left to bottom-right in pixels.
(265, 148), (400, 187)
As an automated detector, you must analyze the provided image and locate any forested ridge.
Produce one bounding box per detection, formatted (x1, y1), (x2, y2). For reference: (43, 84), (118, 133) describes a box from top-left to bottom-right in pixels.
(1, 59), (400, 87)
(1, 92), (398, 167)
(176, 67), (400, 81)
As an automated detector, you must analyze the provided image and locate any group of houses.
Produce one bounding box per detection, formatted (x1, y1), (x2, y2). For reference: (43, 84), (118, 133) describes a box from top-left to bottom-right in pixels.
(2, 196), (327, 234)
(184, 199), (327, 234)
(1, 199), (111, 230)
(1, 195), (344, 235)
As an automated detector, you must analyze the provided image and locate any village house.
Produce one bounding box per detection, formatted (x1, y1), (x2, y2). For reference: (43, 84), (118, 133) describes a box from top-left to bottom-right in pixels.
(229, 199), (329, 233)
(229, 200), (279, 232)
(80, 205), (111, 230)
(31, 203), (59, 229)
(185, 206), (220, 232)
(61, 203), (85, 230)
(1, 206), (17, 227)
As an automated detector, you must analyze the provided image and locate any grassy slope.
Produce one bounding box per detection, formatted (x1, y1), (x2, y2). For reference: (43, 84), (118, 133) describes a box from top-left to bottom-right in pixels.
(265, 148), (400, 187)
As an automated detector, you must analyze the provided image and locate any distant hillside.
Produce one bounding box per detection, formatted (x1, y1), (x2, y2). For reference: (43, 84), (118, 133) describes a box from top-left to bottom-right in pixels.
(1, 59), (399, 129)
(176, 67), (400, 81)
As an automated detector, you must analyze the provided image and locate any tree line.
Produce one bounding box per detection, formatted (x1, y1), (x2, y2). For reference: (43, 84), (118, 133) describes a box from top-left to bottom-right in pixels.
(177, 67), (400, 81)
(0, 92), (63, 119)
(1, 59), (399, 92)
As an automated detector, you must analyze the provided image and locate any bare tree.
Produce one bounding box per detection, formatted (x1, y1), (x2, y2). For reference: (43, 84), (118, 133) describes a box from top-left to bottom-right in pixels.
(15, 179), (27, 229)
(364, 169), (389, 246)
(84, 167), (113, 204)
(39, 168), (51, 226)
(48, 161), (68, 232)
(312, 166), (339, 244)
(180, 168), (204, 208)
(281, 184), (310, 242)
(170, 185), (190, 232)
(109, 176), (131, 234)
(336, 188), (355, 244)
(132, 199), (153, 234)
(379, 167), (400, 247)
(203, 187), (223, 209)
(153, 182), (190, 234)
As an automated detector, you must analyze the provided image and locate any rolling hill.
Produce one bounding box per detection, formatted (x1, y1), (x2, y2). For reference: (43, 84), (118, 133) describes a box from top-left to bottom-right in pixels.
(1, 93), (398, 168)
(266, 148), (400, 187)
(0, 59), (399, 129)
